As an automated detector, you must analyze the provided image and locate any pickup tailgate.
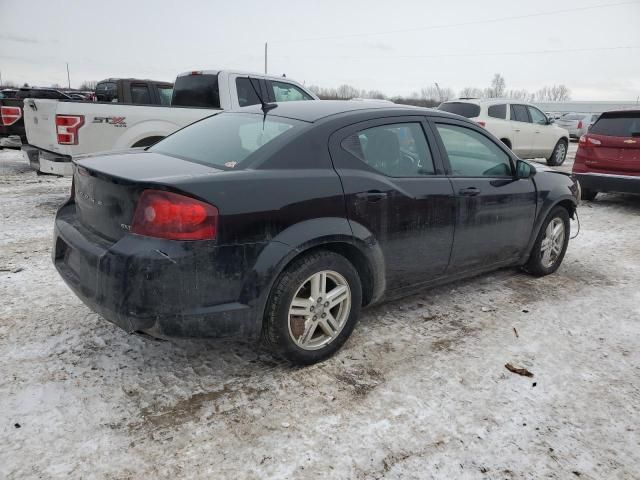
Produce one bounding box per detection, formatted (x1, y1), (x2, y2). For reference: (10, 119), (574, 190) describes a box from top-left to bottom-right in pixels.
(23, 99), (60, 151)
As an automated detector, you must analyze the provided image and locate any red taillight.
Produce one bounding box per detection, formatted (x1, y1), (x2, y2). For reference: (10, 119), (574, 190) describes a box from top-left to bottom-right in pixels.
(577, 120), (583, 129)
(476, 121), (486, 127)
(56, 115), (84, 145)
(1, 106), (22, 126)
(579, 135), (601, 146)
(131, 190), (218, 241)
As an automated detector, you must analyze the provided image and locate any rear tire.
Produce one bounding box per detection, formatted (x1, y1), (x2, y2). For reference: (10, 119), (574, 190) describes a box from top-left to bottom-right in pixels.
(524, 206), (570, 277)
(262, 251), (362, 365)
(581, 188), (598, 201)
(547, 139), (568, 166)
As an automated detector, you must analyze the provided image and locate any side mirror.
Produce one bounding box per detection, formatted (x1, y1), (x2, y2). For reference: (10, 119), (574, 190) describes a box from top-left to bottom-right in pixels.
(547, 117), (555, 124)
(516, 160), (535, 179)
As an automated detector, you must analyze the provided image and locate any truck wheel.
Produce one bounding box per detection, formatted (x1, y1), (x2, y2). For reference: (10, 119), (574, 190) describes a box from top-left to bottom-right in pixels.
(263, 251), (362, 365)
(581, 188), (597, 201)
(547, 139), (568, 166)
(524, 206), (570, 277)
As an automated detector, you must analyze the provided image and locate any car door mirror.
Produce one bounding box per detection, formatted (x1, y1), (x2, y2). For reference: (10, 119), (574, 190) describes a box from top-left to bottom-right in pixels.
(516, 160), (535, 179)
(547, 117), (555, 124)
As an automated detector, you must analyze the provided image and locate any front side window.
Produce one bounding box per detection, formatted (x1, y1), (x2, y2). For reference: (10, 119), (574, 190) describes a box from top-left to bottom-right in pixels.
(269, 81), (313, 102)
(341, 122), (435, 177)
(150, 113), (303, 169)
(236, 77), (262, 107)
(158, 86), (173, 105)
(436, 124), (512, 177)
(510, 104), (530, 123)
(528, 106), (547, 125)
(488, 104), (507, 119)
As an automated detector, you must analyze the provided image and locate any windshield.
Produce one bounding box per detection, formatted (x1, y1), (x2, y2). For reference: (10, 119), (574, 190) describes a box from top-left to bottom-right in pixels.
(590, 112), (640, 137)
(149, 113), (304, 169)
(438, 102), (481, 118)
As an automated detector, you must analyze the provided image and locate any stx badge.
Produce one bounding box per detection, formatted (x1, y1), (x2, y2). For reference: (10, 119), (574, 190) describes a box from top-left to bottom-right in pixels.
(93, 116), (127, 127)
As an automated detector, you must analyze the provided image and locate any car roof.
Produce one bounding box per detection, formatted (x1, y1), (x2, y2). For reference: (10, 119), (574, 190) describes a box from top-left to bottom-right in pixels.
(442, 98), (526, 106)
(233, 100), (458, 123)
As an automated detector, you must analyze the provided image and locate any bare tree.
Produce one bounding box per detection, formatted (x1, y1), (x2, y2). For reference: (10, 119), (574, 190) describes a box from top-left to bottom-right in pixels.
(79, 80), (98, 91)
(421, 85), (454, 102)
(51, 83), (61, 88)
(506, 89), (535, 102)
(459, 87), (483, 98)
(336, 84), (360, 99)
(486, 73), (506, 98)
(536, 85), (571, 102)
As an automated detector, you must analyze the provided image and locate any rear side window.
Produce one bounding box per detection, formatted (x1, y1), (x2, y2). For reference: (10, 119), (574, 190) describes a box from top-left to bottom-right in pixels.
(172, 73), (221, 108)
(158, 86), (173, 105)
(130, 84), (151, 104)
(96, 82), (117, 102)
(150, 113), (303, 169)
(341, 122), (435, 177)
(488, 104), (506, 119)
(438, 102), (481, 118)
(510, 104), (530, 123)
(436, 123), (512, 177)
(590, 113), (640, 137)
(236, 77), (262, 107)
(269, 81), (313, 102)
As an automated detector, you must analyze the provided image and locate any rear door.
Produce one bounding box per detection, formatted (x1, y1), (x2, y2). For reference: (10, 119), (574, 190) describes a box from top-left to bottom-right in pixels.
(509, 104), (534, 157)
(431, 118), (537, 273)
(330, 116), (456, 291)
(587, 112), (640, 174)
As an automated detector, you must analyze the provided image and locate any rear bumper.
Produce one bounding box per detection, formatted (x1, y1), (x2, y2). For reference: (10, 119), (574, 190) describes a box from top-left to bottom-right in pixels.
(0, 135), (23, 148)
(53, 204), (270, 340)
(574, 172), (640, 194)
(21, 144), (72, 176)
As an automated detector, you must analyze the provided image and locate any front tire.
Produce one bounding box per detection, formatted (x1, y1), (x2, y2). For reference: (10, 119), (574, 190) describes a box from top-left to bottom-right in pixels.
(263, 251), (362, 365)
(525, 206), (570, 276)
(547, 139), (568, 166)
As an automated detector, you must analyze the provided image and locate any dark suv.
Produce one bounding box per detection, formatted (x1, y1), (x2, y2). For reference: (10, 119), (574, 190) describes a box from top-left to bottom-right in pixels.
(53, 101), (579, 364)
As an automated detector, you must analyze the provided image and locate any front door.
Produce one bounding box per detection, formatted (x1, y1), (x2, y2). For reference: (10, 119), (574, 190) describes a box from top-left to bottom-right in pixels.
(432, 120), (537, 273)
(528, 105), (555, 158)
(329, 117), (456, 292)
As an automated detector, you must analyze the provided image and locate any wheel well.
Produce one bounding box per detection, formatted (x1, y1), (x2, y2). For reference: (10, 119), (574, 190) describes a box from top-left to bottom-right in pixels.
(560, 137), (569, 145)
(556, 199), (576, 219)
(131, 136), (164, 148)
(500, 138), (512, 149)
(283, 243), (375, 306)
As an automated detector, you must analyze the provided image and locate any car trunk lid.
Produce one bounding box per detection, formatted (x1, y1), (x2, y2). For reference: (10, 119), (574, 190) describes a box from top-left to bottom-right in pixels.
(73, 150), (222, 241)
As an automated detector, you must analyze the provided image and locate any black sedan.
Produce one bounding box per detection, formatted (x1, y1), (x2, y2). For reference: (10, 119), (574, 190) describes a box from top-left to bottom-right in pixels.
(53, 101), (579, 364)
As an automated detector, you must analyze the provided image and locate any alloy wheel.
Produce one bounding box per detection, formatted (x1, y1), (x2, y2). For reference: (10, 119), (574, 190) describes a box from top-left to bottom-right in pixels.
(287, 270), (352, 350)
(540, 217), (565, 268)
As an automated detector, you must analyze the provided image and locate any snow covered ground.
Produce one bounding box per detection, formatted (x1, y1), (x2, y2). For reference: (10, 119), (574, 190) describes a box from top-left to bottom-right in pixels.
(1, 146), (638, 479)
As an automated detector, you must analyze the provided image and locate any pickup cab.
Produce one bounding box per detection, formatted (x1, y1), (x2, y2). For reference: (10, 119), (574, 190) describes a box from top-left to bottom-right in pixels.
(22, 71), (318, 175)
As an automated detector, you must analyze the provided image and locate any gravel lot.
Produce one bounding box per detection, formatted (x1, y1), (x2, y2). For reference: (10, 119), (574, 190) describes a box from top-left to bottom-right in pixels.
(1, 145), (639, 479)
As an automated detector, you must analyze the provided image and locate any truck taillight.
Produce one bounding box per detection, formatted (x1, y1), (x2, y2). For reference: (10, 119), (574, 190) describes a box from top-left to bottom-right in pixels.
(476, 121), (486, 127)
(131, 190), (218, 241)
(56, 115), (84, 145)
(1, 106), (22, 126)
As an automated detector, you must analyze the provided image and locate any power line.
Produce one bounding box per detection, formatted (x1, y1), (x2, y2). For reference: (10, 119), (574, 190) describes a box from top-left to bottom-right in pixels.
(271, 1), (639, 44)
(271, 45), (640, 60)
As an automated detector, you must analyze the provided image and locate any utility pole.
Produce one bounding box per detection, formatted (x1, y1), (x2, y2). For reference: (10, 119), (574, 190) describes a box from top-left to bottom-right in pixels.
(264, 43), (268, 74)
(435, 82), (443, 102)
(66, 63), (71, 89)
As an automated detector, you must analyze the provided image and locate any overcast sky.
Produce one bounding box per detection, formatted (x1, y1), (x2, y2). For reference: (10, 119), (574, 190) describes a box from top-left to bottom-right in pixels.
(1, 0), (639, 100)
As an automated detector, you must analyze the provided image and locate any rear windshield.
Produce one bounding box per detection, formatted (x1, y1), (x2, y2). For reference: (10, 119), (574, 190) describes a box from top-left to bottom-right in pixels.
(590, 112), (640, 137)
(171, 73), (220, 108)
(149, 113), (303, 169)
(438, 102), (481, 118)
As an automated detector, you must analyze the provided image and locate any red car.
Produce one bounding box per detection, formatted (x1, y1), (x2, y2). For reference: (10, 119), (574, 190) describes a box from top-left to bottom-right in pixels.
(573, 110), (640, 200)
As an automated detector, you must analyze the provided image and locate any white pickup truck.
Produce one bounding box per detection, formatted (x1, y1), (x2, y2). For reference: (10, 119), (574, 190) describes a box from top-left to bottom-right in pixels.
(22, 70), (318, 175)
